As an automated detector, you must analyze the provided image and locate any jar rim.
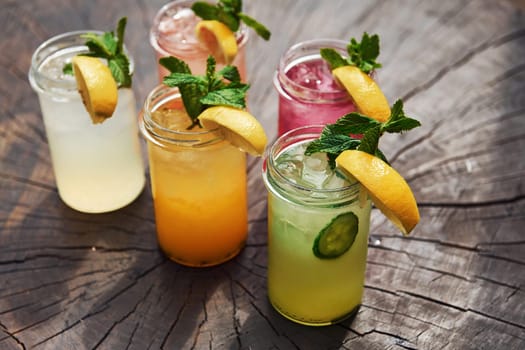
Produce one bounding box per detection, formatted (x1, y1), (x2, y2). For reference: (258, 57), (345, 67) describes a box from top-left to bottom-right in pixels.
(28, 30), (135, 95)
(264, 125), (359, 198)
(140, 84), (224, 147)
(275, 39), (351, 103)
(149, 0), (249, 57)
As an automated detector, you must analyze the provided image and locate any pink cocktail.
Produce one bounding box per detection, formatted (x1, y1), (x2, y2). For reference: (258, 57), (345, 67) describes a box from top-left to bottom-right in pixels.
(274, 39), (356, 136)
(150, 0), (248, 81)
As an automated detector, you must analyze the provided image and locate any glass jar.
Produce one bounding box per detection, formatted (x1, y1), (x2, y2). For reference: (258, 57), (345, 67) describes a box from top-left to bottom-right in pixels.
(140, 85), (248, 267)
(149, 0), (249, 81)
(28, 31), (145, 213)
(262, 125), (372, 326)
(273, 39), (356, 136)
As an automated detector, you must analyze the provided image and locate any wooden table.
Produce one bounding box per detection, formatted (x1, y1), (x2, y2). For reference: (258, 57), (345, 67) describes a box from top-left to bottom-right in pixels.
(2, 0), (524, 349)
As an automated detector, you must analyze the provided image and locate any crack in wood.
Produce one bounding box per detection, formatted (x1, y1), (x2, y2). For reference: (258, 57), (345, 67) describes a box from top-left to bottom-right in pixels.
(477, 252), (525, 266)
(473, 275), (522, 290)
(232, 260), (266, 278)
(401, 28), (525, 102)
(0, 172), (55, 192)
(487, 62), (525, 87)
(0, 321), (26, 350)
(188, 295), (209, 350)
(388, 119), (445, 166)
(160, 275), (193, 349)
(125, 322), (140, 350)
(227, 275), (242, 349)
(92, 285), (154, 349)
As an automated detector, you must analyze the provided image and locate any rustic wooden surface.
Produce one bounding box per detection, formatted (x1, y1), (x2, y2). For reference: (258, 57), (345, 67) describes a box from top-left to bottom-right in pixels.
(1, 0), (524, 349)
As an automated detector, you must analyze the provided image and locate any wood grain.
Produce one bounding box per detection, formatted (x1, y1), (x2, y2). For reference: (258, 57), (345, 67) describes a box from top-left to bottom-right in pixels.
(1, 0), (524, 349)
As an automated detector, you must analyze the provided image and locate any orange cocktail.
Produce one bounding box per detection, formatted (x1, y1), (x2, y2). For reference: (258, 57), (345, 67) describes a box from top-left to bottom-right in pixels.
(140, 85), (248, 266)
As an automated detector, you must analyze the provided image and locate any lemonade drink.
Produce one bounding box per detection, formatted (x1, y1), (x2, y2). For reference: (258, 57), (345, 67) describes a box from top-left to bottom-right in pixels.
(274, 39), (356, 136)
(263, 126), (372, 326)
(150, 0), (248, 81)
(28, 31), (145, 213)
(140, 85), (248, 267)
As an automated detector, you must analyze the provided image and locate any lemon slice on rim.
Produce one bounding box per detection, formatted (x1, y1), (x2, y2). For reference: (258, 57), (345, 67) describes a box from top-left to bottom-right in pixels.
(195, 20), (238, 65)
(332, 65), (390, 122)
(336, 150), (420, 234)
(198, 106), (267, 156)
(72, 56), (118, 124)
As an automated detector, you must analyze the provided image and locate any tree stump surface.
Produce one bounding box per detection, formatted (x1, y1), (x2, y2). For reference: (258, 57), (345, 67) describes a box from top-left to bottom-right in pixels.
(1, 0), (524, 349)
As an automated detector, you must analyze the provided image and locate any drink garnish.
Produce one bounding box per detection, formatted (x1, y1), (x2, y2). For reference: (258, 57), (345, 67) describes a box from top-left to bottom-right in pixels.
(63, 17), (132, 123)
(192, 0), (271, 40)
(312, 212), (359, 259)
(321, 33), (390, 122)
(305, 100), (420, 167)
(72, 56), (118, 124)
(195, 20), (238, 64)
(192, 0), (271, 64)
(307, 101), (421, 237)
(63, 17), (132, 88)
(160, 55), (267, 156)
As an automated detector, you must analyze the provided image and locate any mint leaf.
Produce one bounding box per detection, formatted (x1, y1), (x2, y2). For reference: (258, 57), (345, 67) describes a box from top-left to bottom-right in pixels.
(163, 73), (206, 86)
(109, 54), (132, 87)
(327, 112), (381, 135)
(62, 63), (73, 75)
(159, 56), (191, 74)
(218, 65), (241, 82)
(82, 33), (113, 58)
(357, 125), (381, 154)
(191, 2), (220, 19)
(238, 13), (271, 40)
(192, 0), (271, 40)
(218, 11), (240, 31)
(305, 134), (360, 156)
(116, 17), (126, 54)
(65, 17), (132, 87)
(360, 33), (380, 64)
(305, 100), (420, 169)
(162, 55), (250, 128)
(320, 48), (347, 70)
(383, 100), (421, 133)
(375, 148), (390, 165)
(347, 32), (382, 73)
(200, 86), (249, 109)
(321, 32), (381, 74)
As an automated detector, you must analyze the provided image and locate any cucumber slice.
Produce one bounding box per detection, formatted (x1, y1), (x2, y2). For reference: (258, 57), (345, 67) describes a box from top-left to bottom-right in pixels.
(312, 212), (359, 259)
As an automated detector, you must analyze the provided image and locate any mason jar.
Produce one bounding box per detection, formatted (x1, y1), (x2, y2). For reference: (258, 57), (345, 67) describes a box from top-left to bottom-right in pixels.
(140, 85), (248, 267)
(273, 39), (357, 136)
(262, 125), (372, 326)
(149, 0), (249, 81)
(28, 30), (145, 213)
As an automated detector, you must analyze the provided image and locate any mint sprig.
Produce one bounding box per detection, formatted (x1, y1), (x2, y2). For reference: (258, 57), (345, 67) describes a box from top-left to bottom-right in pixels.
(305, 100), (421, 168)
(192, 0), (271, 40)
(62, 17), (132, 88)
(160, 55), (249, 129)
(321, 32), (381, 73)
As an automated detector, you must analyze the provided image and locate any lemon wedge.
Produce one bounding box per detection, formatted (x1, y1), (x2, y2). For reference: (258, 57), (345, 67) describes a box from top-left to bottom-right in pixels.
(72, 56), (118, 124)
(336, 150), (419, 234)
(198, 106), (267, 156)
(195, 20), (238, 65)
(332, 65), (390, 122)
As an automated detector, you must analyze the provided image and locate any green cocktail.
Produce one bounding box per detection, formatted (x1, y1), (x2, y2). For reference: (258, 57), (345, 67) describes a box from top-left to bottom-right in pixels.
(263, 125), (372, 326)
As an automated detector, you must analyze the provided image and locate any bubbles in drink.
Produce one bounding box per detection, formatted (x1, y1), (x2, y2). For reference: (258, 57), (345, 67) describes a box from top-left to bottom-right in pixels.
(286, 58), (340, 91)
(275, 140), (352, 190)
(158, 6), (199, 45)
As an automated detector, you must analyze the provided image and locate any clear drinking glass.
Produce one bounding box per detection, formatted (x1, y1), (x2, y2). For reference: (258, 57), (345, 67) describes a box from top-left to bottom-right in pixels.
(262, 125), (372, 326)
(149, 0), (249, 81)
(274, 39), (357, 136)
(28, 31), (145, 213)
(140, 85), (248, 267)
